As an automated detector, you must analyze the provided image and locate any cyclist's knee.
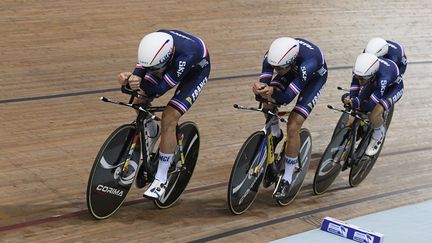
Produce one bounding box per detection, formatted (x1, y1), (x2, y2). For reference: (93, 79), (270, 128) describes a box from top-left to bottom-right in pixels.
(161, 107), (181, 131)
(346, 115), (355, 126)
(286, 112), (304, 137)
(369, 105), (384, 127)
(286, 122), (301, 139)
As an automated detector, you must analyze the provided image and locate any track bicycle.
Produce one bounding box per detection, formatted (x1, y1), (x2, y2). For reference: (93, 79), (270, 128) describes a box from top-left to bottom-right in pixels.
(227, 99), (312, 214)
(313, 100), (393, 195)
(86, 86), (200, 219)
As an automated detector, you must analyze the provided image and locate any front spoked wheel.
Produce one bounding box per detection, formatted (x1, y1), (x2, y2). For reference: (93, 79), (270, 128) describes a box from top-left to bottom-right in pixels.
(313, 127), (351, 195)
(227, 131), (266, 215)
(276, 128), (312, 206)
(86, 124), (141, 219)
(154, 122), (200, 209)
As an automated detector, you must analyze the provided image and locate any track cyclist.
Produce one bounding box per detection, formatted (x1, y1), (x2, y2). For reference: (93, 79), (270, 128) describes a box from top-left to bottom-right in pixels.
(252, 37), (327, 199)
(118, 30), (210, 200)
(342, 53), (404, 156)
(364, 37), (407, 76)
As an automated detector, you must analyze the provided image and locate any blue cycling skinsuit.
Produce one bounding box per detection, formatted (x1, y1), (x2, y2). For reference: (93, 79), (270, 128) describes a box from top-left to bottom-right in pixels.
(259, 38), (327, 118)
(383, 40), (407, 76)
(349, 57), (404, 111)
(132, 29), (210, 115)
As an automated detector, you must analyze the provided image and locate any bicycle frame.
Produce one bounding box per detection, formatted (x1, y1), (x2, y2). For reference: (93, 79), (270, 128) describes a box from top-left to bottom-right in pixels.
(100, 87), (187, 182)
(349, 117), (371, 165)
(233, 103), (289, 177)
(328, 105), (372, 168)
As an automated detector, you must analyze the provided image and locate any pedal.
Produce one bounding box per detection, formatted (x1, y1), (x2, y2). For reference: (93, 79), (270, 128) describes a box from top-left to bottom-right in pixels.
(263, 168), (275, 188)
(341, 160), (349, 171)
(182, 166), (193, 175)
(135, 167), (148, 189)
(253, 165), (261, 175)
(342, 157), (352, 171)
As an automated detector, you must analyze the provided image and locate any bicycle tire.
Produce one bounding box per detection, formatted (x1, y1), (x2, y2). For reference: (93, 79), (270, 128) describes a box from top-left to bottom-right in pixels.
(385, 106), (394, 129)
(154, 121), (200, 209)
(313, 126), (352, 195)
(349, 106), (395, 187)
(277, 128), (313, 206)
(227, 131), (266, 215)
(86, 124), (141, 219)
(331, 112), (350, 141)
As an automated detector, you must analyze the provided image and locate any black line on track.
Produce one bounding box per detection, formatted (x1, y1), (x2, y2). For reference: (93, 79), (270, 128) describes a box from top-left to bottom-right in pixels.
(1, 60), (431, 104)
(381, 146), (432, 157)
(189, 183), (432, 242)
(0, 88), (117, 104)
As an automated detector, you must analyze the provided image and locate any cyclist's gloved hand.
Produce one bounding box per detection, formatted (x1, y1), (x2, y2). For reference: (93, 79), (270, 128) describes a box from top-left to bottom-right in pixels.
(118, 72), (132, 85)
(128, 75), (142, 91)
(252, 81), (267, 95)
(255, 94), (264, 102)
(341, 93), (350, 104)
(341, 93), (353, 109)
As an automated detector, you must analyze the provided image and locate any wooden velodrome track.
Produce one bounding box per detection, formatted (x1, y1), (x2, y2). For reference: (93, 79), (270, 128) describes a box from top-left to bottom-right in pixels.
(1, 0), (432, 242)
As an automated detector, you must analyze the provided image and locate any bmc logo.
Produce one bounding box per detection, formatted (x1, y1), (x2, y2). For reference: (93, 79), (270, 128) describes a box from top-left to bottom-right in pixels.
(159, 155), (171, 162)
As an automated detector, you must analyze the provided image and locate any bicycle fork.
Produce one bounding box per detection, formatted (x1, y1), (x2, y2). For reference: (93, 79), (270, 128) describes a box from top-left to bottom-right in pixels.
(119, 135), (140, 177)
(168, 127), (187, 176)
(236, 140), (269, 204)
(251, 134), (271, 176)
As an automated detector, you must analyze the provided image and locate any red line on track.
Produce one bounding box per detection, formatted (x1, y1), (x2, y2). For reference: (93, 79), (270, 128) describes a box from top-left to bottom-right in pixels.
(2, 147), (431, 233)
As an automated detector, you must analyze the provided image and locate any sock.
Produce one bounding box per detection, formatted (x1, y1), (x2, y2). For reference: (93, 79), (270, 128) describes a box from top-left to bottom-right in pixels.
(282, 155), (297, 183)
(271, 121), (282, 138)
(155, 152), (174, 183)
(144, 118), (159, 138)
(372, 125), (385, 140)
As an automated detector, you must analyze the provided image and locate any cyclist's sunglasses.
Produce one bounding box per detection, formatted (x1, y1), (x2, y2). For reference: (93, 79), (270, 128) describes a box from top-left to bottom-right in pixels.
(271, 63), (291, 71)
(355, 74), (374, 83)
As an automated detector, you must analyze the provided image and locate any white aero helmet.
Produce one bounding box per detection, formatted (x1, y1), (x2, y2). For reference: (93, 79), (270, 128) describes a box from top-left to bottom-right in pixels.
(365, 37), (388, 57)
(267, 37), (299, 67)
(138, 32), (174, 69)
(353, 53), (380, 81)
